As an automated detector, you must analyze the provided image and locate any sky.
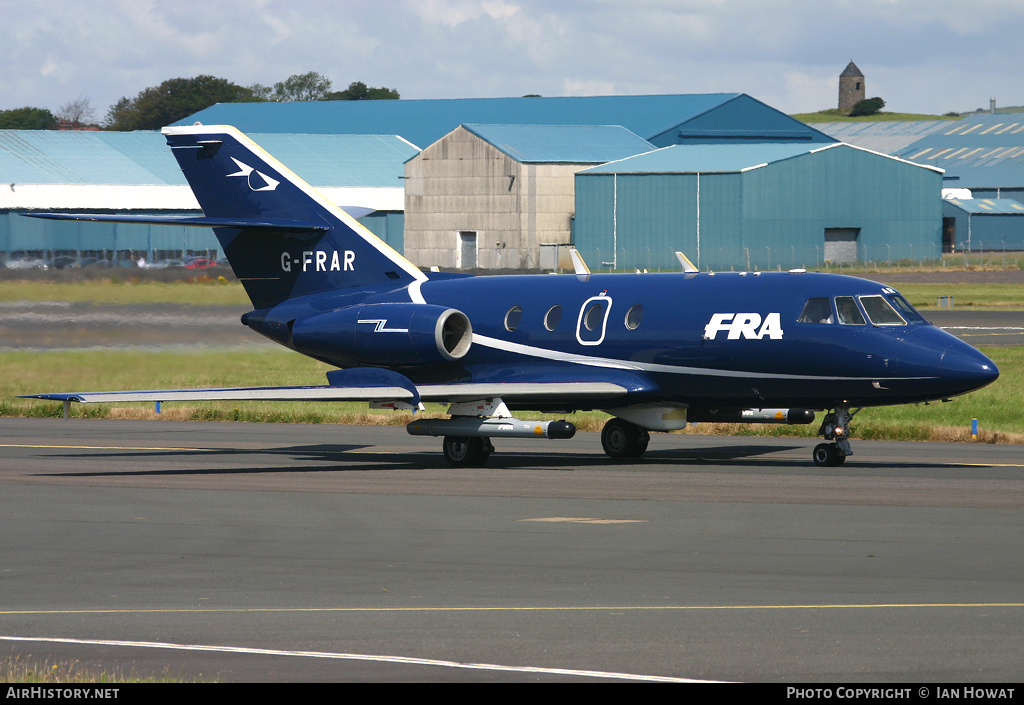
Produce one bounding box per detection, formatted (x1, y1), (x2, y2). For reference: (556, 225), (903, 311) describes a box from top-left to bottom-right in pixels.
(3, 0), (1023, 123)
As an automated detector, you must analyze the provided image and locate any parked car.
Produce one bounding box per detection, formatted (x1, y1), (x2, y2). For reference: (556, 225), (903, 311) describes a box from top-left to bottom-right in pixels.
(3, 258), (49, 270)
(184, 258), (217, 269)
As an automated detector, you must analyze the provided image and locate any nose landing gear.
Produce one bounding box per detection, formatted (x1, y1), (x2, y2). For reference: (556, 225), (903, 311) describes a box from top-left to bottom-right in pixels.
(813, 406), (860, 467)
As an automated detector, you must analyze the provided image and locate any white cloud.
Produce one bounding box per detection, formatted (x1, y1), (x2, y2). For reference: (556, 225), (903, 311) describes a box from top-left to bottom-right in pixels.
(1, 0), (1022, 117)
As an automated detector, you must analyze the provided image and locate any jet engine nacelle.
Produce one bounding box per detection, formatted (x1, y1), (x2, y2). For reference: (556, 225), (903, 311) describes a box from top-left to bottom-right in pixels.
(291, 303), (472, 366)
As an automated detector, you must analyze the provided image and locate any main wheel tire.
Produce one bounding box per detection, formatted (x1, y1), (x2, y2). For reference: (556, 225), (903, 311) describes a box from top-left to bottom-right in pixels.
(629, 428), (650, 458)
(442, 436), (492, 467)
(812, 442), (843, 467)
(601, 419), (649, 459)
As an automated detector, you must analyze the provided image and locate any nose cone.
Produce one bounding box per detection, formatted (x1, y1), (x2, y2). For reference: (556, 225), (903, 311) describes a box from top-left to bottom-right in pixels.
(941, 341), (999, 396)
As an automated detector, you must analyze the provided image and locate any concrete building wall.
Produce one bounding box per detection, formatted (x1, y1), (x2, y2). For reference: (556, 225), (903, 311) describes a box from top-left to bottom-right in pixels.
(404, 127), (578, 269)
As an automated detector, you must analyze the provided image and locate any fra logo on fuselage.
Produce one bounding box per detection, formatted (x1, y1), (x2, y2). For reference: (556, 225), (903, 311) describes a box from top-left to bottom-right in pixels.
(281, 250), (355, 273)
(704, 313), (783, 340)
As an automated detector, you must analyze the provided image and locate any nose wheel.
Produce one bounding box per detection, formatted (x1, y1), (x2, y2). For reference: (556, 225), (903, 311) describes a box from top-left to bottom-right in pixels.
(813, 406), (859, 467)
(813, 442), (846, 467)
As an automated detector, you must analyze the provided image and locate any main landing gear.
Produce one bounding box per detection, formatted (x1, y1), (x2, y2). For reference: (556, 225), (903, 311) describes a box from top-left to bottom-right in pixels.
(601, 418), (650, 459)
(406, 398), (576, 468)
(442, 436), (494, 467)
(813, 405), (859, 467)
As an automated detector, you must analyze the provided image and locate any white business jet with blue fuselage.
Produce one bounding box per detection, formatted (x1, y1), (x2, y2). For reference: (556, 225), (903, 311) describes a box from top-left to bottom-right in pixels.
(22, 125), (999, 467)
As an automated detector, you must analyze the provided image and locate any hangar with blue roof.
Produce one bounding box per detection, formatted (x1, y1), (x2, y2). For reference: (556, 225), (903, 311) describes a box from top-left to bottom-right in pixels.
(4, 91), (957, 270)
(574, 142), (944, 271)
(811, 113), (1024, 252)
(942, 197), (1024, 252)
(895, 113), (1024, 201)
(177, 93), (835, 150)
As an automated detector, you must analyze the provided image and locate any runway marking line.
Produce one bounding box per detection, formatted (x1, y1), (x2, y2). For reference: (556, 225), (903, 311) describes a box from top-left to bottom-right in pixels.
(0, 635), (708, 683)
(2, 602), (1023, 616)
(0, 443), (215, 452)
(520, 517), (648, 524)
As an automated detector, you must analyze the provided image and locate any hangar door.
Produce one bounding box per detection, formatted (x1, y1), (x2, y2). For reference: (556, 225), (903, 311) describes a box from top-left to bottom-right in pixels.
(824, 228), (860, 264)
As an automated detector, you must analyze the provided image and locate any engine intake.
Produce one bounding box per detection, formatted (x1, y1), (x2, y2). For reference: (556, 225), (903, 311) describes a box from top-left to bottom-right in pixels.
(291, 303), (472, 366)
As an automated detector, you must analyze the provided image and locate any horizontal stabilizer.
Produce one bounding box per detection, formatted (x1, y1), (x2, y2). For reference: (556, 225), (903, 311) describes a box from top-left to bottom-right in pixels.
(25, 212), (327, 233)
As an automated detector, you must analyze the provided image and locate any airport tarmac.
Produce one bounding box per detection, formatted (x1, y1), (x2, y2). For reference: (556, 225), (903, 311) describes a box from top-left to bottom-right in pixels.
(0, 418), (1021, 682)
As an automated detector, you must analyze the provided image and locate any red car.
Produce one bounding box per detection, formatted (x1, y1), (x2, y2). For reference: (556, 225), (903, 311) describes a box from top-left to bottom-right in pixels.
(184, 258), (217, 269)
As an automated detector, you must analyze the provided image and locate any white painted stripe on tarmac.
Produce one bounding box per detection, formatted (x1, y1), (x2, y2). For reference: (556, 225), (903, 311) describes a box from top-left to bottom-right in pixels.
(0, 635), (717, 683)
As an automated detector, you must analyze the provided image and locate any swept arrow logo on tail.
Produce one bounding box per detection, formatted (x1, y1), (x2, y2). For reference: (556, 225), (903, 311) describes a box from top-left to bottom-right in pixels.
(226, 157), (280, 191)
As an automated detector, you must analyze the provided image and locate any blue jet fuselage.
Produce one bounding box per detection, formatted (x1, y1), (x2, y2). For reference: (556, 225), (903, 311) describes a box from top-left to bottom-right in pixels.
(249, 269), (998, 413)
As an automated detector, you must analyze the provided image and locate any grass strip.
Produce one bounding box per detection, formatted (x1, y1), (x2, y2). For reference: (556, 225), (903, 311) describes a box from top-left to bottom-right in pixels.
(1, 347), (1018, 443)
(2, 261), (1024, 309)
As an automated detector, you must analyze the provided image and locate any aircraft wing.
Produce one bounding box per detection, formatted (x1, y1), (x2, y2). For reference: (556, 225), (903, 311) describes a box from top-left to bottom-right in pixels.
(19, 386), (416, 404)
(20, 381), (631, 405)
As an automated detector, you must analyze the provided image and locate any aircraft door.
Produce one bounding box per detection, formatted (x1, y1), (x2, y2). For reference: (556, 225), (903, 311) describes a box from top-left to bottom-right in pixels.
(576, 295), (612, 346)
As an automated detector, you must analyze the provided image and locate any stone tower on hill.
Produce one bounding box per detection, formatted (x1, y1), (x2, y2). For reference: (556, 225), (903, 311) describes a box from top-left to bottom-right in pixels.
(839, 61), (865, 113)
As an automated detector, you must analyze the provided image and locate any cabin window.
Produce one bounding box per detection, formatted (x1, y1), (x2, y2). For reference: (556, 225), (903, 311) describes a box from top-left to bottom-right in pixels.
(835, 296), (866, 325)
(504, 305), (523, 331)
(625, 304), (644, 330)
(797, 298), (833, 324)
(858, 296), (905, 325)
(544, 305), (563, 331)
(583, 301), (606, 331)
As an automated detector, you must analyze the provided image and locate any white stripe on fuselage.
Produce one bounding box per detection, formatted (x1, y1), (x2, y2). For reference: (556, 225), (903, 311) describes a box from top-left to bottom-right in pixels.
(471, 334), (934, 382)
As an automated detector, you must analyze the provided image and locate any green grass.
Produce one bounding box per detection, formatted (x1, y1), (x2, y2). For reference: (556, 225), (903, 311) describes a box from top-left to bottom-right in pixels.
(0, 277), (249, 306)
(1, 347), (1018, 442)
(1, 655), (202, 683)
(882, 283), (1024, 310)
(814, 252), (1024, 276)
(792, 109), (958, 122)
(0, 348), (588, 427)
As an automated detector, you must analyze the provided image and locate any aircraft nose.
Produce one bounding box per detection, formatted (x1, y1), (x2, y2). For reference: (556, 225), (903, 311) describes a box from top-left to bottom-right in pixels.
(940, 341), (999, 395)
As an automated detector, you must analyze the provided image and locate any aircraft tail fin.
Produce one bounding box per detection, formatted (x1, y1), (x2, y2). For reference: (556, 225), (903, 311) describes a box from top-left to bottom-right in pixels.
(161, 125), (425, 309)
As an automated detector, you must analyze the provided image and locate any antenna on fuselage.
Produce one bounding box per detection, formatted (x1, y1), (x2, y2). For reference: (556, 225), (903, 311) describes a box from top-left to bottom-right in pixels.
(675, 251), (698, 273)
(569, 249), (591, 276)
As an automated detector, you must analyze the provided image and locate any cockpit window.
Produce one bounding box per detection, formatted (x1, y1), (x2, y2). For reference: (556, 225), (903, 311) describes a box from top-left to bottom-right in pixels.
(887, 294), (928, 325)
(797, 298), (833, 323)
(835, 296), (866, 325)
(858, 295), (905, 325)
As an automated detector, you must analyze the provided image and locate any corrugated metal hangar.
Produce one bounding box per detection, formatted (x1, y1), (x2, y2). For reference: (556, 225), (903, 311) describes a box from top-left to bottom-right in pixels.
(895, 113), (1024, 201)
(178, 93), (835, 150)
(818, 113), (1024, 251)
(942, 197), (1024, 252)
(8, 91), (999, 270)
(574, 143), (943, 272)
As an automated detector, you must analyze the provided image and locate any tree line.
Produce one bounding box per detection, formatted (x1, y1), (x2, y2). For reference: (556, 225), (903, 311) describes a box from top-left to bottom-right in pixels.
(0, 72), (399, 131)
